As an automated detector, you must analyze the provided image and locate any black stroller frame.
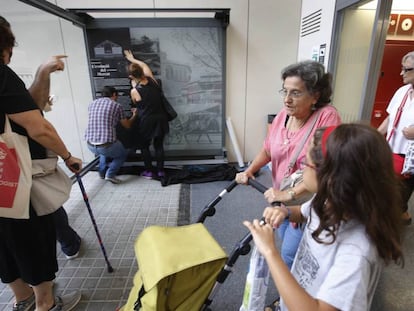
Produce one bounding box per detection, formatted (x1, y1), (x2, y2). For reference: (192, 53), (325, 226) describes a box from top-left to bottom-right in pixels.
(197, 179), (279, 311)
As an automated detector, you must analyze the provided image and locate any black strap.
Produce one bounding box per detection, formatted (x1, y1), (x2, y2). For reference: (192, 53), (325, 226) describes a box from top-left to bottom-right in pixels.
(133, 285), (146, 310)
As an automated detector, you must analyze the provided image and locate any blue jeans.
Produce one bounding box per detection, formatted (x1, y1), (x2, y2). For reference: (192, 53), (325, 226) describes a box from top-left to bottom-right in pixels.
(87, 140), (127, 178)
(53, 207), (80, 256)
(277, 219), (303, 269)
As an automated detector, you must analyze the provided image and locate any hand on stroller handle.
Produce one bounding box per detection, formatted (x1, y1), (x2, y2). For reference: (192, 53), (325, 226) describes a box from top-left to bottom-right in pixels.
(247, 178), (281, 207)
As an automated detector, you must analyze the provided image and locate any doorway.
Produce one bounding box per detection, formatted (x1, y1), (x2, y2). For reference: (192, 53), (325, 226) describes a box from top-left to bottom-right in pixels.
(371, 40), (414, 127)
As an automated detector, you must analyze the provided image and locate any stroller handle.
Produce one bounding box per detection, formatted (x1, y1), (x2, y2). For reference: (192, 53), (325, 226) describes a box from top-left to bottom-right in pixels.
(247, 178), (268, 193)
(247, 178), (281, 207)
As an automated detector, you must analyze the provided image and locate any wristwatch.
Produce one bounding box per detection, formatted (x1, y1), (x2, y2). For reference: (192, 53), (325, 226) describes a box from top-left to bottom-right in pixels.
(287, 189), (296, 201)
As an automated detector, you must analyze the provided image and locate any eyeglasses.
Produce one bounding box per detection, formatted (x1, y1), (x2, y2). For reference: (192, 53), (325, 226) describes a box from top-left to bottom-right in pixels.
(278, 89), (306, 99)
(401, 67), (414, 73)
(299, 159), (317, 170)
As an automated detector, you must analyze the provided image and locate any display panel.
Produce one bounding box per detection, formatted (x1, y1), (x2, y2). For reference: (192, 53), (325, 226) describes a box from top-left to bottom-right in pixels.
(85, 18), (226, 159)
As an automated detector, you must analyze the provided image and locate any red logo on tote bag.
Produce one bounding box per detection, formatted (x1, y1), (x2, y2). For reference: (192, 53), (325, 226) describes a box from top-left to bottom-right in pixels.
(0, 142), (20, 208)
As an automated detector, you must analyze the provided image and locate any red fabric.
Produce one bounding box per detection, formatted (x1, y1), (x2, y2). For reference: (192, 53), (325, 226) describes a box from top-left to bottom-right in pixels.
(393, 153), (404, 174)
(0, 143), (20, 208)
(321, 126), (337, 157)
(393, 153), (410, 179)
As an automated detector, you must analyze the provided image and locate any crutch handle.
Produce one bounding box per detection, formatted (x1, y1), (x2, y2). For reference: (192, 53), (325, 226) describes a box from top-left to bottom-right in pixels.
(71, 163), (80, 171)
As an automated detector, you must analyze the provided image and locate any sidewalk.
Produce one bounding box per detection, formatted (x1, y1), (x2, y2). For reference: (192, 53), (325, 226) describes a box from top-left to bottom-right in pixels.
(0, 172), (182, 310)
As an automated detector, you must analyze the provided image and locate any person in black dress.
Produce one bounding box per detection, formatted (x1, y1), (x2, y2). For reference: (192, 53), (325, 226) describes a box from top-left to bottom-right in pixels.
(125, 50), (169, 179)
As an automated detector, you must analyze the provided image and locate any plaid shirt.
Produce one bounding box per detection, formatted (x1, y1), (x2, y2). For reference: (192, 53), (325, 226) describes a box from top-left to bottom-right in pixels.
(84, 97), (125, 144)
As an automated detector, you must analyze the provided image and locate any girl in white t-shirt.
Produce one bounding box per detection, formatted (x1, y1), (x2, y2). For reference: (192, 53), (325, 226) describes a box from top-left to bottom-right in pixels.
(244, 124), (403, 311)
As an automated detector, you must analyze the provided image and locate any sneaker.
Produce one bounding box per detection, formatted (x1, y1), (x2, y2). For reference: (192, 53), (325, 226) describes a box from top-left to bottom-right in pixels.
(105, 176), (122, 184)
(49, 290), (81, 311)
(64, 251), (79, 260)
(157, 170), (165, 178)
(98, 168), (107, 179)
(62, 235), (81, 260)
(141, 170), (154, 179)
(13, 294), (35, 311)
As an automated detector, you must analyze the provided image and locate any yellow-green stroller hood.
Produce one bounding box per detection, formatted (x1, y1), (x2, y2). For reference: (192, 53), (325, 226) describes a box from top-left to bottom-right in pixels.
(121, 223), (227, 311)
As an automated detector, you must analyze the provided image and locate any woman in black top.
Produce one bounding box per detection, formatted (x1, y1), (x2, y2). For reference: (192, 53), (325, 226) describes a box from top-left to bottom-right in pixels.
(0, 22), (82, 310)
(125, 50), (169, 179)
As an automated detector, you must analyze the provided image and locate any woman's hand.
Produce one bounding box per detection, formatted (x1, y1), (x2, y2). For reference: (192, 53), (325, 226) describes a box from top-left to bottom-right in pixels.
(124, 50), (135, 63)
(402, 126), (414, 140)
(262, 206), (289, 228)
(243, 219), (277, 256)
(65, 156), (82, 173)
(264, 188), (291, 204)
(235, 171), (255, 184)
(40, 55), (67, 74)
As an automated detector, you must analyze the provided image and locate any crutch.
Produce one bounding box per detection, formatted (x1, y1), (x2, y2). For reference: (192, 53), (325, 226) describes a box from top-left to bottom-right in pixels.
(72, 164), (114, 273)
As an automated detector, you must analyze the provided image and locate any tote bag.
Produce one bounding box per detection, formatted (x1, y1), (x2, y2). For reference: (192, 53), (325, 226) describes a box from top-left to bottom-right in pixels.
(402, 142), (414, 175)
(31, 153), (72, 216)
(0, 115), (32, 219)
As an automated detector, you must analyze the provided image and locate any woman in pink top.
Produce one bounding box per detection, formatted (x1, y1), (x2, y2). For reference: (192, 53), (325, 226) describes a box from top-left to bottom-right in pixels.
(236, 60), (341, 275)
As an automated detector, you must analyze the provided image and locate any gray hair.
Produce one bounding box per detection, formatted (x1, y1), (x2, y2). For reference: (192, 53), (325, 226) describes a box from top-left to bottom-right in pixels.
(402, 51), (414, 64)
(281, 60), (332, 108)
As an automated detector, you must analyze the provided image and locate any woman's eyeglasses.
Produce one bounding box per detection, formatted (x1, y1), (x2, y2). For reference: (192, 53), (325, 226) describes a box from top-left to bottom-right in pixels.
(299, 159), (317, 170)
(401, 67), (414, 74)
(278, 89), (305, 99)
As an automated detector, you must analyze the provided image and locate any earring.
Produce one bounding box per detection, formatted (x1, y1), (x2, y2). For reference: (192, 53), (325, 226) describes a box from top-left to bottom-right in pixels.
(311, 103), (317, 111)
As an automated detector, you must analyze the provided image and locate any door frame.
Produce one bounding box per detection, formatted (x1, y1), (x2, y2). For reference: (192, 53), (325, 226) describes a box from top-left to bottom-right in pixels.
(329, 0), (393, 121)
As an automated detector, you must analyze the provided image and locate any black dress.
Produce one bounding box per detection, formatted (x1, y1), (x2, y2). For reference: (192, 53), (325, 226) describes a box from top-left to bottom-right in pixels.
(132, 77), (169, 148)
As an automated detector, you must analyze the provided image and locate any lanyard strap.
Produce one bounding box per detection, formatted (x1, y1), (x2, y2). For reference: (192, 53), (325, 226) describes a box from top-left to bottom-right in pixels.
(287, 110), (321, 173)
(387, 87), (412, 142)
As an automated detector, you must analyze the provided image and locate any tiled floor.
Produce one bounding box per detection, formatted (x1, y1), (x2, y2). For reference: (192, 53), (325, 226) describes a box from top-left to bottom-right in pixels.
(0, 172), (182, 310)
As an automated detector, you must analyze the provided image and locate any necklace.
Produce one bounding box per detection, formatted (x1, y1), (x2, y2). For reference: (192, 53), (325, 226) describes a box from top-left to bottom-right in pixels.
(283, 116), (309, 145)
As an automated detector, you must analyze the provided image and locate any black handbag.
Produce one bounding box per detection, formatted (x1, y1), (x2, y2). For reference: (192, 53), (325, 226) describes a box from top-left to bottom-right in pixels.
(161, 93), (177, 121)
(152, 78), (177, 122)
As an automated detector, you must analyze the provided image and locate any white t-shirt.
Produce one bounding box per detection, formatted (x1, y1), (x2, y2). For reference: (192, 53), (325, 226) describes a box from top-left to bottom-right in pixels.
(280, 200), (383, 311)
(386, 84), (414, 154)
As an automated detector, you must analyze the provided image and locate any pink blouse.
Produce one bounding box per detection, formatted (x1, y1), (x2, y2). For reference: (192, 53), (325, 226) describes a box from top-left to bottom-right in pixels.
(264, 105), (341, 188)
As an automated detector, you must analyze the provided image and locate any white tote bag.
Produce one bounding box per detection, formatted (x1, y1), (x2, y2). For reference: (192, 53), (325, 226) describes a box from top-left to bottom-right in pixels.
(31, 154), (72, 216)
(0, 115), (32, 219)
(402, 141), (414, 175)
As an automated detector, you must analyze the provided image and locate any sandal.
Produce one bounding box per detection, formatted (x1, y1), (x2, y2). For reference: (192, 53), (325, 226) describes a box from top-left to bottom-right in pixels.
(264, 298), (280, 311)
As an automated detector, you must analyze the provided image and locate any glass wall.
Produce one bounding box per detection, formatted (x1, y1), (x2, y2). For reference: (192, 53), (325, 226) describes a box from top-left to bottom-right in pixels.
(2, 0), (93, 161)
(84, 18), (226, 157)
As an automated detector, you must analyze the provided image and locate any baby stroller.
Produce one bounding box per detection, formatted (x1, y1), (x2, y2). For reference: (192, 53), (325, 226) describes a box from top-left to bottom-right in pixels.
(120, 179), (271, 311)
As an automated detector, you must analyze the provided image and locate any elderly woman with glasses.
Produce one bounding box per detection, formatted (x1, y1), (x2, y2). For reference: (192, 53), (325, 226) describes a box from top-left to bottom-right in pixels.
(236, 60), (341, 272)
(378, 50), (414, 226)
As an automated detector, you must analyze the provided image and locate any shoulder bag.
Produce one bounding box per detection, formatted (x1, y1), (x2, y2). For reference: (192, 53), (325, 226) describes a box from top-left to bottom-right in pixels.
(31, 151), (72, 216)
(279, 111), (320, 206)
(0, 115), (32, 219)
(150, 77), (178, 121)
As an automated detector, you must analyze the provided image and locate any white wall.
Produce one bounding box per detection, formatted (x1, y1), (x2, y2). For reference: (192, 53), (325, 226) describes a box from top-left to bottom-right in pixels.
(4, 0), (302, 163)
(298, 0), (336, 67)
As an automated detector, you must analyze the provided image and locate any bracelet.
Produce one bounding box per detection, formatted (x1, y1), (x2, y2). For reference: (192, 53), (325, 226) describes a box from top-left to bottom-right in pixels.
(62, 152), (72, 162)
(287, 189), (296, 201)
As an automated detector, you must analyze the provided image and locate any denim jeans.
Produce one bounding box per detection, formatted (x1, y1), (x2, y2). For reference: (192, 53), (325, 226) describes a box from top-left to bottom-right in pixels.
(53, 207), (80, 256)
(277, 218), (303, 269)
(87, 140), (128, 178)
